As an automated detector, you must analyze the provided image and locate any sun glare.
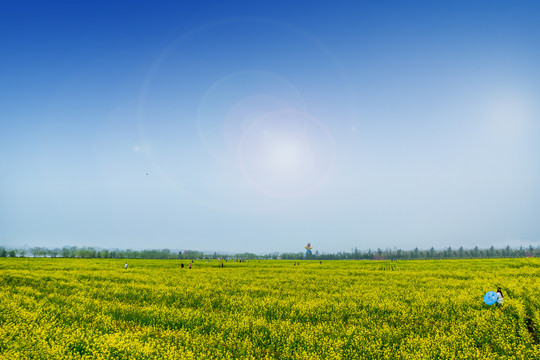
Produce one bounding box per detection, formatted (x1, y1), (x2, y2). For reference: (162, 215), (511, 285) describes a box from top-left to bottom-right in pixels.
(265, 136), (311, 180)
(238, 111), (334, 197)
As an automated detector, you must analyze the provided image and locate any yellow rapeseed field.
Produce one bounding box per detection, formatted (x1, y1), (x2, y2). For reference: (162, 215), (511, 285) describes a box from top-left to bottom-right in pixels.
(0, 258), (539, 359)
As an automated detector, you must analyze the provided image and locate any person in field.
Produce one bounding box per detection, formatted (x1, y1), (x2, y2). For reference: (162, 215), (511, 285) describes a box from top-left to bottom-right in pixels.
(496, 287), (504, 306)
(124, 263), (128, 269)
(189, 263), (192, 269)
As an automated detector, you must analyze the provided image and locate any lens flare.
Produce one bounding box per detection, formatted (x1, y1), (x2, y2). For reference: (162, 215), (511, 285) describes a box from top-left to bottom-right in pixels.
(238, 110), (334, 198)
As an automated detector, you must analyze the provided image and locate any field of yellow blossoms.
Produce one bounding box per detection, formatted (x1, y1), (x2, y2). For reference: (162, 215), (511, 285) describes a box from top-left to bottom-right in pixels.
(1, 258), (539, 359)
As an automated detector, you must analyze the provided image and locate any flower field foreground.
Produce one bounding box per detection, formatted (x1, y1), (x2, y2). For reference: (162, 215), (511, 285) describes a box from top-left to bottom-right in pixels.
(0, 258), (539, 359)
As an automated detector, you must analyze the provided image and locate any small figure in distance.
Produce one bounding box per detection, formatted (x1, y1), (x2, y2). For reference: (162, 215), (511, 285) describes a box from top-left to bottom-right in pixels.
(189, 263), (192, 269)
(221, 262), (224, 268)
(181, 263), (184, 269)
(496, 287), (504, 307)
(124, 263), (128, 270)
(293, 262), (296, 266)
(320, 261), (322, 265)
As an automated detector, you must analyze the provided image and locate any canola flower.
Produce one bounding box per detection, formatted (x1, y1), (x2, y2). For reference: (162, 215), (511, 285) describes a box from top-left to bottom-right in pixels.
(0, 258), (539, 359)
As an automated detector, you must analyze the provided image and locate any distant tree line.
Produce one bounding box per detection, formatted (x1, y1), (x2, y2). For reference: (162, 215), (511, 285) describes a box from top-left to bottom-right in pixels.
(279, 245), (539, 260)
(0, 246), (258, 260)
(0, 245), (538, 260)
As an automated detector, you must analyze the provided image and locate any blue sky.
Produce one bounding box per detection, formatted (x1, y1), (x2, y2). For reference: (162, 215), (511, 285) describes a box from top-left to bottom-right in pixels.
(1, 0), (539, 253)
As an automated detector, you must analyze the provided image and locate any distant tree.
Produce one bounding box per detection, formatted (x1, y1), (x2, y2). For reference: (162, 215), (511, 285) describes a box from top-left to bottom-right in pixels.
(9, 249), (16, 257)
(280, 252), (303, 260)
(445, 247), (452, 259)
(31, 247), (43, 257)
(0, 248), (6, 257)
(86, 248), (97, 258)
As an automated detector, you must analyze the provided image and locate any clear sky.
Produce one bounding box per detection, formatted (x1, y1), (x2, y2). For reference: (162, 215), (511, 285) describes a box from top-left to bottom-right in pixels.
(1, 0), (540, 253)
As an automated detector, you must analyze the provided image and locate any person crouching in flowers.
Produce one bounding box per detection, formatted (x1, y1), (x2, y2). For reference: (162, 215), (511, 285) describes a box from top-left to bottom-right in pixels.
(496, 287), (503, 307)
